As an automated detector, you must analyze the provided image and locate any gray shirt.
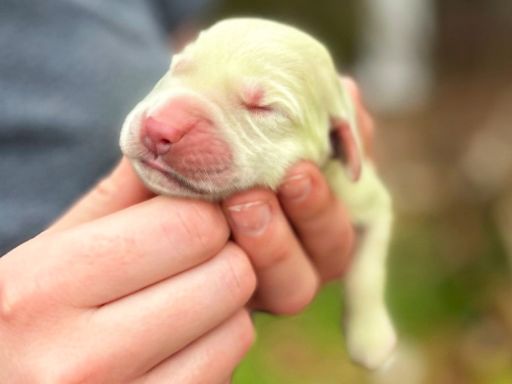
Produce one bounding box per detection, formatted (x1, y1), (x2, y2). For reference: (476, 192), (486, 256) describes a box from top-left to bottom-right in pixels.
(0, 0), (211, 255)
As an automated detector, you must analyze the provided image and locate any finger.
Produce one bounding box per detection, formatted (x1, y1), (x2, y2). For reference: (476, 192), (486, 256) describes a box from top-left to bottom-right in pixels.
(341, 76), (375, 158)
(89, 244), (256, 381)
(2, 197), (229, 307)
(134, 309), (254, 384)
(223, 189), (319, 315)
(278, 161), (355, 282)
(48, 157), (153, 232)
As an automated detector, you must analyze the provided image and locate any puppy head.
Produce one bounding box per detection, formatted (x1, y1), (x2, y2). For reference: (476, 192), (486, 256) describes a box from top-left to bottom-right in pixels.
(120, 18), (361, 200)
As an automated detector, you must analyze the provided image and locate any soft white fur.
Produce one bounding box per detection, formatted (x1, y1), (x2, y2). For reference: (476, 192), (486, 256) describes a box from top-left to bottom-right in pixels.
(120, 18), (396, 369)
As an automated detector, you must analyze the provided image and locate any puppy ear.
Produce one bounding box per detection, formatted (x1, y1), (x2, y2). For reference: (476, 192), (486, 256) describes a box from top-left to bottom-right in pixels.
(330, 117), (362, 181)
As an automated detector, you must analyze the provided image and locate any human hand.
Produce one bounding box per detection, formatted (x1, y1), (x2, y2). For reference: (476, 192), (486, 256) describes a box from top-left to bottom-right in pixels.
(0, 160), (256, 383)
(0, 76), (374, 382)
(222, 77), (375, 314)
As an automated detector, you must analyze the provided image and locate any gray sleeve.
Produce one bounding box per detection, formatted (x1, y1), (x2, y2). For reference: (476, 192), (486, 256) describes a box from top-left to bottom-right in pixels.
(152, 0), (217, 33)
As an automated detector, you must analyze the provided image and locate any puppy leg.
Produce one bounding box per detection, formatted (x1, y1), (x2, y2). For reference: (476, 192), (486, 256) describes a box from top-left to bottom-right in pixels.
(344, 212), (396, 369)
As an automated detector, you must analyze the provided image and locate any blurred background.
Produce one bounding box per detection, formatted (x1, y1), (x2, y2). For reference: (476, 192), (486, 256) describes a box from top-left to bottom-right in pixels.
(199, 1), (512, 383)
(3, 0), (510, 382)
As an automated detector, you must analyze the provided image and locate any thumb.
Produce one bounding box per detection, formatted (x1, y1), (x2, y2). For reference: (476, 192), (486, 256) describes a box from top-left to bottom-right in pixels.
(48, 157), (154, 232)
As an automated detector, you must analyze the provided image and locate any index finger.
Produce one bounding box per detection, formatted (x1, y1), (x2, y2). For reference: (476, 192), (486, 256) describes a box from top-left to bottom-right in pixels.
(341, 77), (375, 159)
(3, 197), (230, 308)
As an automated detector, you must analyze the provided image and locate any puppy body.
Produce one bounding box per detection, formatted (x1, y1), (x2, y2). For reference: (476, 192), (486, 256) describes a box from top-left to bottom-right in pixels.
(120, 18), (395, 369)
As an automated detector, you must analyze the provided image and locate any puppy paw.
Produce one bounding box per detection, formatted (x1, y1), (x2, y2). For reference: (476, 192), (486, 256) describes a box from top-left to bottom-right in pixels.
(346, 311), (397, 370)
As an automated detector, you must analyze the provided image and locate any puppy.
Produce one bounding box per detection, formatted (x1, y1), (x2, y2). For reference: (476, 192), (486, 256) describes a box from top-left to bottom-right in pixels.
(120, 18), (396, 369)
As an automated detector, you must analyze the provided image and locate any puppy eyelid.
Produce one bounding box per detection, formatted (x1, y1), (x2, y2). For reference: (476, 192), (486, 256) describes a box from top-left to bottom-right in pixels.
(242, 101), (291, 122)
(238, 82), (288, 118)
(243, 102), (274, 113)
(239, 92), (273, 112)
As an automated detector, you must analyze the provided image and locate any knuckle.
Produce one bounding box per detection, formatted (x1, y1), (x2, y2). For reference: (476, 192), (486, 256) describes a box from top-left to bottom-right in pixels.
(221, 244), (257, 303)
(36, 354), (105, 384)
(0, 275), (37, 324)
(0, 283), (19, 323)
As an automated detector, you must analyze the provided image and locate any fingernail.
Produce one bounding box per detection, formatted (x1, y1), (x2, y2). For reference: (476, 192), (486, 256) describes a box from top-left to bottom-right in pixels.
(279, 173), (311, 201)
(227, 201), (271, 236)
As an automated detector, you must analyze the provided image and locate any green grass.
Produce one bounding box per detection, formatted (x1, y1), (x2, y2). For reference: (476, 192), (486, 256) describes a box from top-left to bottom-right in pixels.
(233, 212), (512, 383)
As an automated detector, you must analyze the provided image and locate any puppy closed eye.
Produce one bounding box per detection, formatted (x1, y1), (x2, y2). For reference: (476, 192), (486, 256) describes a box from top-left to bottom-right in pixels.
(240, 82), (273, 113)
(243, 102), (274, 114)
(239, 81), (290, 121)
(240, 94), (285, 119)
(243, 101), (291, 124)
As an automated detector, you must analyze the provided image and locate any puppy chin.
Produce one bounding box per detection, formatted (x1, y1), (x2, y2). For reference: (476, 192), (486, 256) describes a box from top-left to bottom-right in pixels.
(131, 160), (229, 201)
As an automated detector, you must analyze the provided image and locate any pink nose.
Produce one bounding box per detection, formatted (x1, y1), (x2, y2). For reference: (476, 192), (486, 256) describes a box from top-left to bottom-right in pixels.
(141, 96), (205, 156)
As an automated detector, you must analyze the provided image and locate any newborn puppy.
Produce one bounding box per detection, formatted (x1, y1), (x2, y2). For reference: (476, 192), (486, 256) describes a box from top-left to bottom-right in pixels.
(120, 18), (395, 369)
